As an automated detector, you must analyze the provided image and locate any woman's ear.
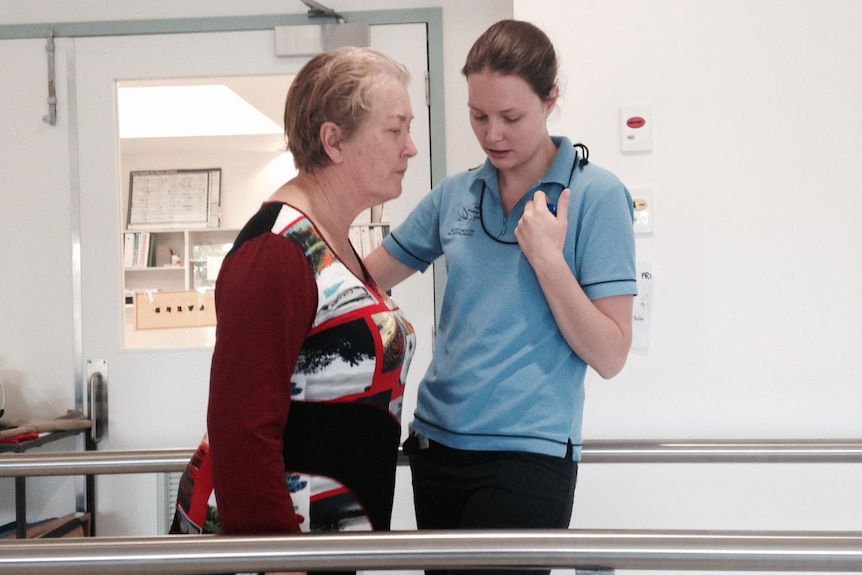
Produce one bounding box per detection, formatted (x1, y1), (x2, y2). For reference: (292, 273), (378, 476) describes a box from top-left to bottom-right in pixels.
(545, 85), (560, 117)
(320, 121), (344, 163)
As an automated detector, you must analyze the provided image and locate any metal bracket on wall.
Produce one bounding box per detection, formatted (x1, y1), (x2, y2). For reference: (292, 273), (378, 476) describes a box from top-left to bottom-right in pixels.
(274, 22), (370, 57)
(43, 28), (57, 126)
(300, 0), (344, 22)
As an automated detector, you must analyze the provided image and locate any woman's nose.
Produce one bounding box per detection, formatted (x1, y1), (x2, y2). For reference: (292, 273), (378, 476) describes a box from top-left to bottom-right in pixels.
(485, 118), (505, 142)
(404, 133), (418, 157)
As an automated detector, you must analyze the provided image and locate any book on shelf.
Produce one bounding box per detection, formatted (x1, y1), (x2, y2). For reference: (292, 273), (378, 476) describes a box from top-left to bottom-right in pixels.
(135, 232), (150, 268)
(348, 226), (362, 256)
(370, 225), (385, 252)
(349, 204), (389, 257)
(148, 234), (157, 267)
(123, 233), (136, 268)
(124, 231), (160, 268)
(358, 225), (372, 257)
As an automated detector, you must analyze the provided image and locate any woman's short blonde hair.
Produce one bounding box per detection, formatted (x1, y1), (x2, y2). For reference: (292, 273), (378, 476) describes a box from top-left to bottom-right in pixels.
(284, 46), (411, 172)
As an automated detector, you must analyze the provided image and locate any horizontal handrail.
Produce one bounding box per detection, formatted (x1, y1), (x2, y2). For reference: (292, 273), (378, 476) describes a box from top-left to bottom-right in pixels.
(0, 447), (193, 477)
(2, 445), (862, 574)
(2, 439), (862, 478)
(583, 439), (862, 463)
(2, 529), (862, 574)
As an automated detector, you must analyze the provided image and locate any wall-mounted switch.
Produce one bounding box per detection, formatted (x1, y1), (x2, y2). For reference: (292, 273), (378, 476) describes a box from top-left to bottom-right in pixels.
(631, 186), (654, 234)
(620, 105), (652, 152)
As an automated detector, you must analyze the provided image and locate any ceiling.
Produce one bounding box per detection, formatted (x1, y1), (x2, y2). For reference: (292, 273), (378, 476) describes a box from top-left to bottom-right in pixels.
(117, 74), (296, 153)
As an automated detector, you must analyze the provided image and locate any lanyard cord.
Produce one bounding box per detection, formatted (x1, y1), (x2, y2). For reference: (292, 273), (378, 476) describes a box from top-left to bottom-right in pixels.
(479, 183), (519, 245)
(479, 143), (588, 245)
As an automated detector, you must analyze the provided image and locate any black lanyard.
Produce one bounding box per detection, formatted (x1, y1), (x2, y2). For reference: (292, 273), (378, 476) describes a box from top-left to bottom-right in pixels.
(479, 143), (588, 245)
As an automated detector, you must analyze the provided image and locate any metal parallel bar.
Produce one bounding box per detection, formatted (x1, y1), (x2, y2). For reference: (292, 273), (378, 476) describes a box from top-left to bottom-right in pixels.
(2, 529), (862, 574)
(582, 439), (862, 464)
(0, 448), (193, 478)
(3, 440), (862, 479)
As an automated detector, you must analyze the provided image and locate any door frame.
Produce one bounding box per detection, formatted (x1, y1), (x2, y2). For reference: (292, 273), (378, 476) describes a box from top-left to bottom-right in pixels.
(1, 8), (445, 417)
(3, 9), (444, 534)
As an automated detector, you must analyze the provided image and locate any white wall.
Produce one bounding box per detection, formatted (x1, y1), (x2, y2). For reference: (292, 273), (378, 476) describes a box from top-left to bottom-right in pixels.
(513, 1), (862, 571)
(0, 26), (82, 535)
(521, 0), (862, 441)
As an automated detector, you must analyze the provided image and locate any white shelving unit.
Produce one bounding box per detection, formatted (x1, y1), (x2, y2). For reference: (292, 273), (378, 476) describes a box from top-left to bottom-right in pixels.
(122, 227), (239, 302)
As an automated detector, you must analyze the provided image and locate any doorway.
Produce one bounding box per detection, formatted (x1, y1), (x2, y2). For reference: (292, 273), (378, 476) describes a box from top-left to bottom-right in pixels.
(73, 21), (435, 536)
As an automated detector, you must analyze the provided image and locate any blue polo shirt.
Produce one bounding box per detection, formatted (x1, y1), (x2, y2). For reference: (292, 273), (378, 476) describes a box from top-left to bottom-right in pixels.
(383, 136), (636, 460)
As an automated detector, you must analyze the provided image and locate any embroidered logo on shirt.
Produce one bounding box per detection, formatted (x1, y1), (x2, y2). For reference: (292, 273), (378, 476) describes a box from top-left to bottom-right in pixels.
(458, 202), (480, 221)
(448, 202), (479, 237)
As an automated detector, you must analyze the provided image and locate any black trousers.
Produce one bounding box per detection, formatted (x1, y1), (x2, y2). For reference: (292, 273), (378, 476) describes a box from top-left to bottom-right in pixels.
(407, 437), (578, 575)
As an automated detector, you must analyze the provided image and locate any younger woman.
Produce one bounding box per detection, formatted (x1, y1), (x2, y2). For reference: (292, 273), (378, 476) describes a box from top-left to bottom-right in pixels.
(365, 20), (637, 575)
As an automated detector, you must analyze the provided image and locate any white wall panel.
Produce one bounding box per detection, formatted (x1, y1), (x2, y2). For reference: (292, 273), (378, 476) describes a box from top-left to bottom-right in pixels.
(516, 1), (862, 572)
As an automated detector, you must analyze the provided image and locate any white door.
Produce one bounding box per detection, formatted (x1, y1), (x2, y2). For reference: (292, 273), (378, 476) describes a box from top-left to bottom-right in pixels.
(74, 24), (432, 536)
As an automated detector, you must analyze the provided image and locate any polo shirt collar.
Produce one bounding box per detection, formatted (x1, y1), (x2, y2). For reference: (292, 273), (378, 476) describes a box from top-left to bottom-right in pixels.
(471, 135), (578, 193)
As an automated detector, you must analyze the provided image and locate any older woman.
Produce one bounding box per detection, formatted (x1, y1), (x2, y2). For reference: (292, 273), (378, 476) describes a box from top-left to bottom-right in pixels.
(171, 46), (417, 549)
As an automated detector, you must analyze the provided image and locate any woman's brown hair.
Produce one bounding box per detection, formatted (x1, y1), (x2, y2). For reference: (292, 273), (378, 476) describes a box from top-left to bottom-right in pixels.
(462, 19), (558, 101)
